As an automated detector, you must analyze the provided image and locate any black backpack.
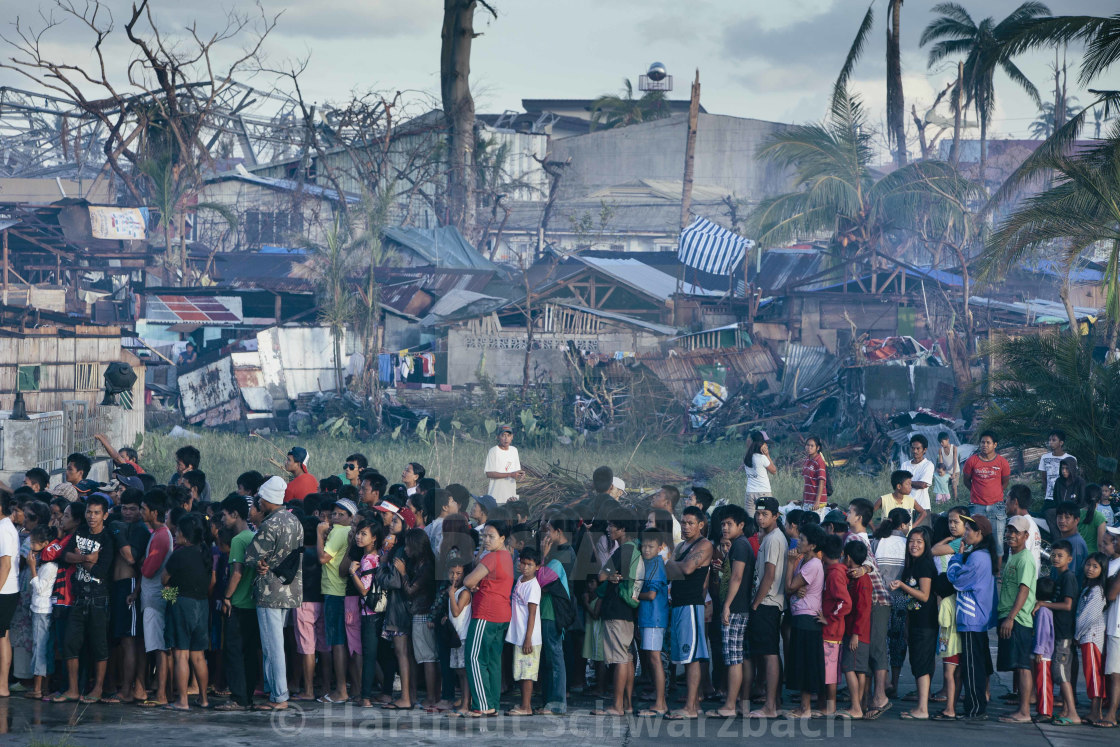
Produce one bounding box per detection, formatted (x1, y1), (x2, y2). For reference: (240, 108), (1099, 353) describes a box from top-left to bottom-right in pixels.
(271, 547), (302, 585)
(543, 578), (577, 630)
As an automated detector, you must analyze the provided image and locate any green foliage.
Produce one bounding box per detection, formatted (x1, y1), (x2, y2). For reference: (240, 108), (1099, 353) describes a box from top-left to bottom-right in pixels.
(589, 79), (670, 131)
(972, 333), (1120, 482)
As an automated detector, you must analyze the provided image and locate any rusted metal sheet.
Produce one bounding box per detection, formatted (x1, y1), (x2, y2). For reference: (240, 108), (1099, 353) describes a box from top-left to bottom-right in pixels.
(642, 346), (780, 403)
(256, 326), (355, 400)
(780, 344), (839, 402)
(178, 356), (240, 424)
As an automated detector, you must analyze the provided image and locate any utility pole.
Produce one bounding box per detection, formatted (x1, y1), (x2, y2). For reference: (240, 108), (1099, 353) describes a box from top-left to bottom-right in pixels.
(679, 69), (701, 231)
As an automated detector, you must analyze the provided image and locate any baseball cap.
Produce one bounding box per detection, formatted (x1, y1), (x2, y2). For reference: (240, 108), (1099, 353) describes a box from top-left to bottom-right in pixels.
(334, 498), (358, 517)
(498, 424), (513, 434)
(399, 506), (417, 529)
(288, 446), (309, 468)
(755, 496), (780, 514)
(960, 513), (992, 537)
(611, 477), (626, 492)
(75, 479), (104, 495)
(113, 463), (139, 478)
(373, 500), (401, 515)
(1007, 515), (1033, 534)
(823, 509), (847, 527)
(257, 476), (286, 505)
(1105, 525), (1120, 536)
(473, 494), (497, 516)
(116, 475), (144, 492)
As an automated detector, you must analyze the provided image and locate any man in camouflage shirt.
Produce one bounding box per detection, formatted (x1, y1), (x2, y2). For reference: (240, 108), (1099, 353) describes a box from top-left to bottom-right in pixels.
(244, 476), (302, 710)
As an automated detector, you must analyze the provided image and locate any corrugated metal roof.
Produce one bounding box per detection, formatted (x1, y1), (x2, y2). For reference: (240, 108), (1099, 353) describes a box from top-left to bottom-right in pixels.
(780, 344), (839, 401)
(576, 256), (724, 301)
(382, 226), (500, 271)
(755, 249), (825, 292)
(970, 296), (1101, 322)
(642, 347), (780, 404)
(206, 170), (359, 203)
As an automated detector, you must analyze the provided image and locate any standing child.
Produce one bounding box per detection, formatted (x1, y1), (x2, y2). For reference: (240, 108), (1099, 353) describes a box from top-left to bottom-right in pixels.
(815, 534), (850, 717)
(161, 513), (211, 711)
(1100, 527), (1120, 728)
(580, 576), (606, 696)
(1032, 577), (1056, 722)
(1038, 540), (1080, 725)
(932, 465), (951, 505)
(636, 529), (669, 717)
(446, 556), (472, 716)
(840, 540), (872, 719)
(783, 524), (826, 718)
(26, 525), (57, 699)
(932, 574), (960, 720)
(1077, 552), (1108, 725)
(349, 521), (385, 709)
(505, 547), (541, 716)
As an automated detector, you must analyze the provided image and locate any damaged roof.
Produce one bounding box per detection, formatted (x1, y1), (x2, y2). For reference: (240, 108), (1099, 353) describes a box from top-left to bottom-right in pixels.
(575, 256), (724, 301)
(382, 226), (502, 272)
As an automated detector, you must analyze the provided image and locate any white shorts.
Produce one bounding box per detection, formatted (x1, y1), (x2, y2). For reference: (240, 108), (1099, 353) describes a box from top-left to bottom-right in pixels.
(142, 598), (167, 653)
(639, 626), (665, 651)
(1106, 636), (1120, 675)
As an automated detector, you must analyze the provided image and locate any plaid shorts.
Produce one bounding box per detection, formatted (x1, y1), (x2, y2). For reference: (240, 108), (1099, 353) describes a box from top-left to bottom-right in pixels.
(722, 612), (749, 665)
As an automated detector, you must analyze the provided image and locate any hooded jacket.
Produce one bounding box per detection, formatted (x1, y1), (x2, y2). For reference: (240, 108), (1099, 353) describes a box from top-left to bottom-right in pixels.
(946, 549), (995, 632)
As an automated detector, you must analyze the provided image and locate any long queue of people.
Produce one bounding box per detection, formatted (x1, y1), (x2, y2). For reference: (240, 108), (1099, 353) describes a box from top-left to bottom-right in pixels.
(0, 437), (1118, 728)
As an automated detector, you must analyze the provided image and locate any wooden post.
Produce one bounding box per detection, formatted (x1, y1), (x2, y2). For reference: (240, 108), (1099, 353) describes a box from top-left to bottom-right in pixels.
(2, 229), (8, 306)
(679, 69), (701, 232)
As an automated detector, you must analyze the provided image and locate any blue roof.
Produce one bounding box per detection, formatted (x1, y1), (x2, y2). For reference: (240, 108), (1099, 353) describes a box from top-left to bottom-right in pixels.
(1016, 258), (1104, 284)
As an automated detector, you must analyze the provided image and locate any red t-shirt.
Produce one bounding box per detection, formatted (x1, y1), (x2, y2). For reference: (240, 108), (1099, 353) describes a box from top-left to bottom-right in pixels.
(845, 573), (872, 641)
(962, 454), (1010, 506)
(802, 455), (827, 507)
(472, 550), (514, 623)
(284, 472), (318, 503)
(821, 562), (852, 642)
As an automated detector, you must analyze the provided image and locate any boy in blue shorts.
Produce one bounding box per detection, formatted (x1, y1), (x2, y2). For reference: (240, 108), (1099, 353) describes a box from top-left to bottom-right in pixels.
(636, 529), (668, 716)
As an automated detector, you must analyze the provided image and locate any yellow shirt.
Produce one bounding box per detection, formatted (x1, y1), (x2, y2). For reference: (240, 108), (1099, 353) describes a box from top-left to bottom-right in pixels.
(879, 492), (916, 518)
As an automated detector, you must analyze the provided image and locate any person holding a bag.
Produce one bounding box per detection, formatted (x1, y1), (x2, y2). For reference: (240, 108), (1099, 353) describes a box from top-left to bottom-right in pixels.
(350, 519), (388, 708)
(590, 506), (643, 718)
(243, 476), (303, 712)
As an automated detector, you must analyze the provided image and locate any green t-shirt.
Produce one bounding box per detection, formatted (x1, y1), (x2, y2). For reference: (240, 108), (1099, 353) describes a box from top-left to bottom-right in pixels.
(1079, 509), (1106, 554)
(229, 529), (258, 610)
(998, 548), (1036, 627)
(321, 524), (350, 597)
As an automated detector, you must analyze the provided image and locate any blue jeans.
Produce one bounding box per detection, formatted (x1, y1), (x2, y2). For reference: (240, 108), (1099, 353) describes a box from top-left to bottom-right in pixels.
(31, 612), (52, 677)
(540, 618), (566, 713)
(257, 607), (290, 703)
(972, 502), (1006, 559)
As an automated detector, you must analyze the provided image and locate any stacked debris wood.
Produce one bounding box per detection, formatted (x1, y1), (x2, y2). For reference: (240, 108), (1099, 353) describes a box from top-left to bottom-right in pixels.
(518, 461), (690, 520)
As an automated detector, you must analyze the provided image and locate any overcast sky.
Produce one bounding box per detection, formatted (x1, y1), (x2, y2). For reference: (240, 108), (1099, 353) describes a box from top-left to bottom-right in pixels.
(1, 0), (1114, 155)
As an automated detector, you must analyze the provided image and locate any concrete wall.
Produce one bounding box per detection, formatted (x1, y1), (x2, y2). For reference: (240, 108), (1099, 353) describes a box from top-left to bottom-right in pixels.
(551, 114), (795, 203)
(446, 326), (664, 386)
(861, 365), (957, 414)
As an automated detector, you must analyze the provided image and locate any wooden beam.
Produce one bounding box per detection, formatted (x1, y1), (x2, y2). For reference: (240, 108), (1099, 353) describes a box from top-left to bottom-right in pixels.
(9, 229), (73, 258)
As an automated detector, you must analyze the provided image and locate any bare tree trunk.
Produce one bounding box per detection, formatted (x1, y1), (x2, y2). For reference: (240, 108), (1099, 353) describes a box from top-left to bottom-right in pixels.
(950, 62), (963, 166)
(522, 268), (533, 391)
(1059, 278), (1079, 337)
(679, 70), (701, 230)
(979, 118), (988, 188)
(887, 0), (906, 167)
(912, 104), (929, 161)
(440, 1), (495, 240)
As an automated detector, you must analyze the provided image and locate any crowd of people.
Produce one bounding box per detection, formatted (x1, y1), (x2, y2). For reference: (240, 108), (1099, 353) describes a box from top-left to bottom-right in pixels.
(0, 425), (1118, 728)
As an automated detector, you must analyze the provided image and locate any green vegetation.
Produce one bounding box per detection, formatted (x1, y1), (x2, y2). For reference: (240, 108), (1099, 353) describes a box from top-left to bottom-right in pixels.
(142, 430), (889, 510)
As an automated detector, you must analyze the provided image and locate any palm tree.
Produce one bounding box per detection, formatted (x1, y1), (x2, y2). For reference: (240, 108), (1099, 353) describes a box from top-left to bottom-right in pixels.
(981, 122), (1120, 351)
(747, 88), (981, 292)
(1004, 13), (1120, 90)
(921, 2), (1050, 185)
(1029, 97), (1083, 138)
(589, 79), (669, 130)
(830, 2), (907, 167)
(972, 332), (1120, 482)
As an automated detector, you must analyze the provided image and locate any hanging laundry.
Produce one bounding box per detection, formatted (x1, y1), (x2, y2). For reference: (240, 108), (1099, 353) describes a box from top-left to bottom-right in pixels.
(378, 353), (393, 384)
(420, 352), (436, 377)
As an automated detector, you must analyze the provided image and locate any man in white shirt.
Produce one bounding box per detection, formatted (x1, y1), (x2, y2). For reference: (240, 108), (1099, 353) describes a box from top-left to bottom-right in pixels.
(900, 434), (935, 514)
(1038, 430), (1075, 502)
(484, 425), (523, 504)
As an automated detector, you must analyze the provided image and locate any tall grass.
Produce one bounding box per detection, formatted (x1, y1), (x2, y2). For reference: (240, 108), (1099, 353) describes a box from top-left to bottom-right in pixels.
(142, 430), (891, 508)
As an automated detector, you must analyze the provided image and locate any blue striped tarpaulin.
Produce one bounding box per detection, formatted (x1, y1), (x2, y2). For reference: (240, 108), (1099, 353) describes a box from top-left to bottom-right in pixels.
(677, 216), (753, 275)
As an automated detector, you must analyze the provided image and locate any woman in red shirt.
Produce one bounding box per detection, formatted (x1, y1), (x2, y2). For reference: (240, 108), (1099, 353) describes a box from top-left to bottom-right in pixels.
(461, 520), (513, 716)
(802, 436), (828, 511)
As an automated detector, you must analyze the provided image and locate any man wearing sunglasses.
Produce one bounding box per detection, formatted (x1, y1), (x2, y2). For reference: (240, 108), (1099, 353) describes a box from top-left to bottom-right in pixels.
(342, 454), (368, 488)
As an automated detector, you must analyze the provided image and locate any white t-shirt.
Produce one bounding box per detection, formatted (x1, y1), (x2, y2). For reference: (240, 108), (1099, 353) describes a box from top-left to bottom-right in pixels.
(505, 576), (542, 647)
(0, 516), (19, 595)
(745, 454), (773, 494)
(1039, 452), (1076, 502)
(1107, 557), (1120, 638)
(900, 457), (934, 510)
(485, 445), (521, 504)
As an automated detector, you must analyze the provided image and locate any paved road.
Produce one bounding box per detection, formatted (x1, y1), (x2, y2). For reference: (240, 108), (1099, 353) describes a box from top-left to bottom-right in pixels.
(4, 639), (1117, 746)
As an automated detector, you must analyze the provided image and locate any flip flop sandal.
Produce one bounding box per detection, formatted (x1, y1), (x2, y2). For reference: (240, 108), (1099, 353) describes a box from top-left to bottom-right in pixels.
(636, 709), (668, 717)
(136, 699), (166, 708)
(664, 712), (698, 720)
(930, 712), (958, 721)
(214, 703), (248, 711)
(49, 694), (80, 704)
